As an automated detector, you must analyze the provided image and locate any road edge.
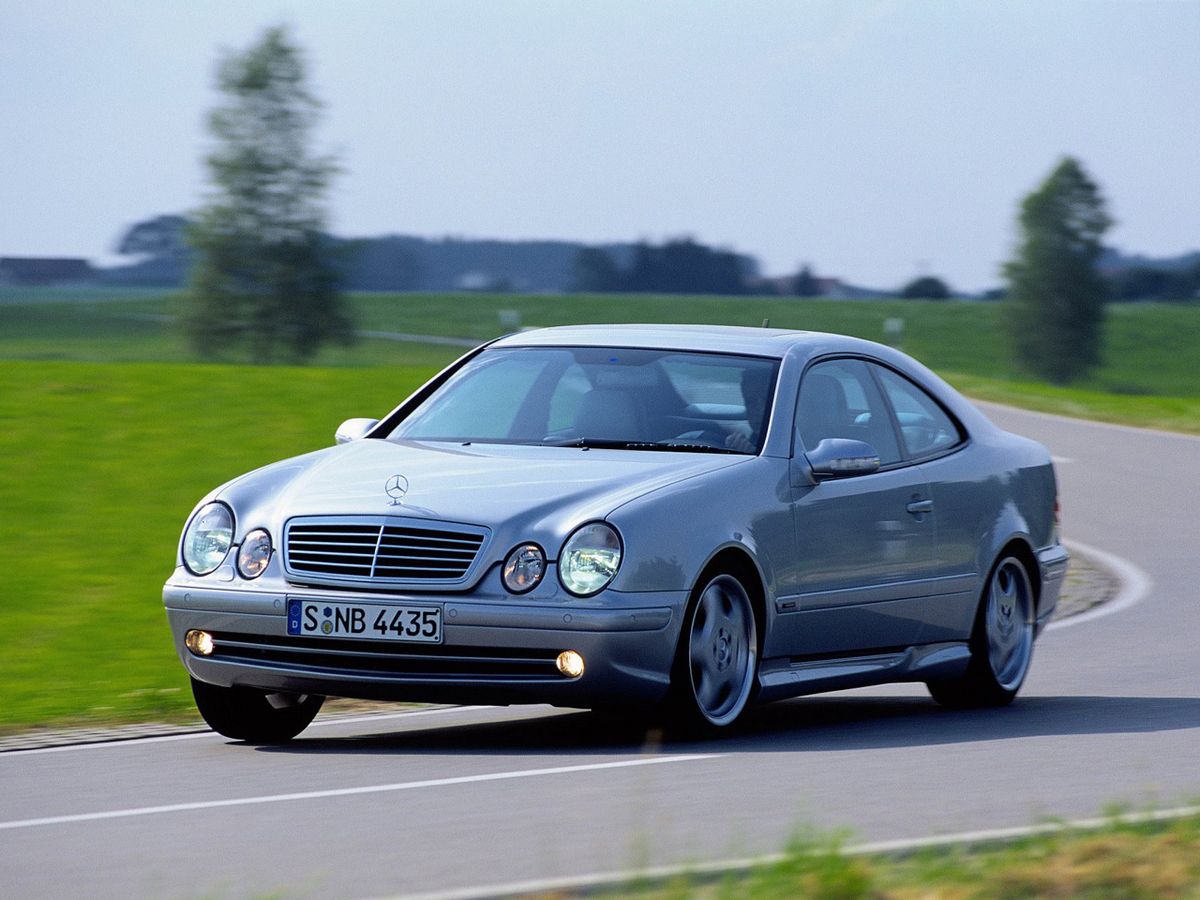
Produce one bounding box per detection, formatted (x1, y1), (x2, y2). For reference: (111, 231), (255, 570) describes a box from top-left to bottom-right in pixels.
(1047, 538), (1152, 632)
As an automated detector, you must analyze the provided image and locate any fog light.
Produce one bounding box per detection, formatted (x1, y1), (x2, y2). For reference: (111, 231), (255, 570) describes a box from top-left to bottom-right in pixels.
(185, 629), (215, 656)
(556, 650), (584, 678)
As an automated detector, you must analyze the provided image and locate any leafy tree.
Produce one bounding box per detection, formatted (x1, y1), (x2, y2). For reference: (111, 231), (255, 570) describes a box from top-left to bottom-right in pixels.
(117, 215), (190, 259)
(185, 26), (353, 363)
(570, 247), (622, 292)
(624, 238), (749, 294)
(107, 214), (193, 286)
(1003, 157), (1111, 383)
(900, 275), (951, 300)
(793, 264), (822, 297)
(1110, 263), (1200, 303)
(1167, 261), (1200, 302)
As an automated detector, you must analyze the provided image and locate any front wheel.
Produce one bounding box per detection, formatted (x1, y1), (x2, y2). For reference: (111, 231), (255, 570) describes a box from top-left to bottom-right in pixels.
(191, 678), (324, 743)
(928, 555), (1035, 708)
(667, 572), (759, 733)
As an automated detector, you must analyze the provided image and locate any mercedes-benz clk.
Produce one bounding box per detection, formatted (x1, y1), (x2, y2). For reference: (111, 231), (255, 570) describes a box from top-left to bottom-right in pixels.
(165, 324), (1067, 742)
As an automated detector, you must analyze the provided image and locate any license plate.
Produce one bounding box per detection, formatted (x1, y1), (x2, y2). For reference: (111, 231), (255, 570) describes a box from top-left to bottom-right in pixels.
(287, 598), (442, 643)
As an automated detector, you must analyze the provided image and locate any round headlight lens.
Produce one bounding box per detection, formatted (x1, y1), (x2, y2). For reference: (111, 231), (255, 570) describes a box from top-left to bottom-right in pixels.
(182, 503), (234, 575)
(559, 523), (622, 596)
(503, 543), (546, 594)
(237, 528), (273, 579)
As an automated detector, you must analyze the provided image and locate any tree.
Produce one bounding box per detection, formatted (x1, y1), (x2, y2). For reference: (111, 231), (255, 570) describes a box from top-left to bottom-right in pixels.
(793, 264), (821, 297)
(900, 275), (951, 300)
(1109, 266), (1171, 302)
(1003, 157), (1111, 383)
(1110, 262), (1200, 303)
(570, 247), (622, 292)
(623, 238), (749, 294)
(108, 214), (192, 286)
(185, 26), (353, 363)
(117, 215), (190, 259)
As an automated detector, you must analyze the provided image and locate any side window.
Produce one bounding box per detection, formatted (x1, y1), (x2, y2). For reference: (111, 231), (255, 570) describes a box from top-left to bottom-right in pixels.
(873, 366), (963, 458)
(796, 359), (901, 465)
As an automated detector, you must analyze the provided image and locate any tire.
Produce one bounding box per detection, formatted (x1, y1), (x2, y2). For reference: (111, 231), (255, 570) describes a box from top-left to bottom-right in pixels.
(928, 555), (1036, 709)
(666, 572), (759, 734)
(191, 677), (324, 743)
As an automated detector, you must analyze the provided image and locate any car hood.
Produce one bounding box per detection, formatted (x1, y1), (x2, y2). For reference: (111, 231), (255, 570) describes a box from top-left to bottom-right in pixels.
(218, 438), (748, 540)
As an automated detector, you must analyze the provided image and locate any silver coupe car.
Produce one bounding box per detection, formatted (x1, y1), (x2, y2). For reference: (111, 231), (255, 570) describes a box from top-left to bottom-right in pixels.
(165, 324), (1067, 741)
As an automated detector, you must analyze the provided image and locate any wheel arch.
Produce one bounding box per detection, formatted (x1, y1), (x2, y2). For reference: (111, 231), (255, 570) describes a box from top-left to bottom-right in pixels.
(691, 544), (768, 653)
(992, 536), (1042, 618)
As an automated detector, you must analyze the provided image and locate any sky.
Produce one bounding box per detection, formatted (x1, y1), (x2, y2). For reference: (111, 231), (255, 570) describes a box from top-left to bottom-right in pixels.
(1, 0), (1197, 291)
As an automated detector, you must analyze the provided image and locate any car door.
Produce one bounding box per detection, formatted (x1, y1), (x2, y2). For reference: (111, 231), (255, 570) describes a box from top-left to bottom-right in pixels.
(871, 363), (978, 643)
(774, 358), (935, 657)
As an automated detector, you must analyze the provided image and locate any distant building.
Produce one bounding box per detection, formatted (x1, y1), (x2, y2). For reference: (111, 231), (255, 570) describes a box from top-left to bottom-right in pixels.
(0, 257), (95, 286)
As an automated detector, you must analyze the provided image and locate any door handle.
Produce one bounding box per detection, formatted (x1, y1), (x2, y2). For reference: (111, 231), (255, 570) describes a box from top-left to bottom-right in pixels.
(906, 499), (934, 515)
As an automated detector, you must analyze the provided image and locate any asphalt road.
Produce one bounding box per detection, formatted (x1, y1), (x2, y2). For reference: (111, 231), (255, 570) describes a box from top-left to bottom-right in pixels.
(3, 404), (1198, 899)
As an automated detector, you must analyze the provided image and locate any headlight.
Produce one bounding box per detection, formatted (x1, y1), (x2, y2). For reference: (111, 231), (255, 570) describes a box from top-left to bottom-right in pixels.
(182, 502), (234, 575)
(237, 528), (272, 579)
(503, 543), (546, 594)
(559, 522), (622, 596)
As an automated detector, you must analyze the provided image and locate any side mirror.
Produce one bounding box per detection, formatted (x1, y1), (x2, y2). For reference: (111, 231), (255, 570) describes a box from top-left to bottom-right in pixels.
(806, 438), (881, 479)
(335, 417), (380, 445)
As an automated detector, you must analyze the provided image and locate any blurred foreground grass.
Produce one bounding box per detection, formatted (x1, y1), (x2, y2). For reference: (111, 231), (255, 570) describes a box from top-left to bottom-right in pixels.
(594, 811), (1200, 898)
(0, 291), (1197, 730)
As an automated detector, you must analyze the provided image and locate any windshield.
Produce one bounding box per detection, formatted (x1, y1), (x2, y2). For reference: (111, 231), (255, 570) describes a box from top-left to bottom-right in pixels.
(387, 346), (779, 454)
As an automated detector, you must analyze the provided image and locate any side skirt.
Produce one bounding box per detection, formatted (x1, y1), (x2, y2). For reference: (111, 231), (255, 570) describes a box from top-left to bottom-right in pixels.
(756, 641), (971, 704)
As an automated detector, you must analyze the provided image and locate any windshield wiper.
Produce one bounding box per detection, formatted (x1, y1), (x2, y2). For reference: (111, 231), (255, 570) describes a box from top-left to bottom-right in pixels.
(541, 437), (742, 454)
(635, 441), (744, 455)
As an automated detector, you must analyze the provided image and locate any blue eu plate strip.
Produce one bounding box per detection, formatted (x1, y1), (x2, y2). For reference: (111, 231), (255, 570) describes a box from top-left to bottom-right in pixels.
(287, 598), (302, 635)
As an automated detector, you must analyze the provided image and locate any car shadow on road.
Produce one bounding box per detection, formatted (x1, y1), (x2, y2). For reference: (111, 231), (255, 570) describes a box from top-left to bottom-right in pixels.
(726, 694), (1200, 752)
(253, 694), (1200, 756)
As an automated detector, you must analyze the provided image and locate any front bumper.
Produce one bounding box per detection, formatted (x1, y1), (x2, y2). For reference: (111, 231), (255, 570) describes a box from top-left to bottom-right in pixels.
(164, 579), (684, 709)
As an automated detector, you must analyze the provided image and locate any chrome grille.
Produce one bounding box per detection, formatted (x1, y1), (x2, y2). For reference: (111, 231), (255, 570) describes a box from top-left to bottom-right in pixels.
(284, 517), (488, 586)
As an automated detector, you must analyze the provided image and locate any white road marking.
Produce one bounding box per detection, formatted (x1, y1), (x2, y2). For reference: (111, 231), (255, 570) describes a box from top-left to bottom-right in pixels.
(0, 753), (719, 831)
(1050, 455), (1073, 464)
(0, 705), (496, 758)
(1047, 539), (1153, 631)
(393, 804), (1200, 900)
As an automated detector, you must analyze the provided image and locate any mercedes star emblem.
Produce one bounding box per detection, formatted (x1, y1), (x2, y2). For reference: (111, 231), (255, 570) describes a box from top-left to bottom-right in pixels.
(385, 474), (409, 506)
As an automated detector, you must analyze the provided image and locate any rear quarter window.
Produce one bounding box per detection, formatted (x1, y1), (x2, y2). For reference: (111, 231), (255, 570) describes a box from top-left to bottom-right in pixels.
(873, 366), (964, 458)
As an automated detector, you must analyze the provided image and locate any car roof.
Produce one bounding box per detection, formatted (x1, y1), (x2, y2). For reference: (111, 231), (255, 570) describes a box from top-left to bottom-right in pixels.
(491, 323), (831, 358)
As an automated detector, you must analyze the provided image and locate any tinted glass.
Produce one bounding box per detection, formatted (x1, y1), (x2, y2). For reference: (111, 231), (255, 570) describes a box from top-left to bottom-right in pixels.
(874, 366), (963, 457)
(795, 359), (902, 465)
(388, 347), (779, 453)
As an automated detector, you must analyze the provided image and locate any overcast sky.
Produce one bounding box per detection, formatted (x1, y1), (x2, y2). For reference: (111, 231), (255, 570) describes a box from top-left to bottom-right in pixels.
(2, 0), (1197, 290)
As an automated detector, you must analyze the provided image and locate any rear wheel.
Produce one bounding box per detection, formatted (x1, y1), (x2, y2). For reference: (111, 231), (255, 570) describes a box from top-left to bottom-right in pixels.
(928, 555), (1035, 708)
(191, 677), (324, 743)
(667, 572), (759, 733)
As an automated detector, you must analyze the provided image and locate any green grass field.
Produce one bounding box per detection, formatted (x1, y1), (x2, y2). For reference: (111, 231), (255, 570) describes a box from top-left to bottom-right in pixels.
(0, 289), (1197, 731)
(0, 360), (432, 729)
(3, 290), (1196, 428)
